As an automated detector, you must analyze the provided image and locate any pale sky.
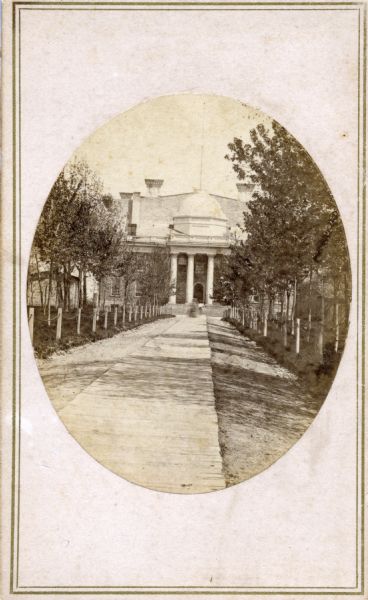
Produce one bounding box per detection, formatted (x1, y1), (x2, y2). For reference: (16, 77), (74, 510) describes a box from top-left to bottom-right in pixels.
(73, 94), (274, 199)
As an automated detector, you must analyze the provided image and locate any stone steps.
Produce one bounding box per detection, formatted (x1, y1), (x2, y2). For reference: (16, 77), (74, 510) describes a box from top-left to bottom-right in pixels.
(164, 303), (226, 317)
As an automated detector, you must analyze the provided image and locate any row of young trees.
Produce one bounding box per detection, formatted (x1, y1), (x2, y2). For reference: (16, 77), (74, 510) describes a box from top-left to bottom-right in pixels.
(29, 159), (172, 312)
(215, 121), (351, 342)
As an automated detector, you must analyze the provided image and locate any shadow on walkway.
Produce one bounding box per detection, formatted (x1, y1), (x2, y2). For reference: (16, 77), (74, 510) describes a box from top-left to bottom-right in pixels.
(207, 318), (324, 487)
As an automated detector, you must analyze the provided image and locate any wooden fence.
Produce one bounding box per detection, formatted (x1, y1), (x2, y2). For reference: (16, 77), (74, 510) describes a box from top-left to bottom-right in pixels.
(27, 302), (169, 345)
(224, 303), (346, 362)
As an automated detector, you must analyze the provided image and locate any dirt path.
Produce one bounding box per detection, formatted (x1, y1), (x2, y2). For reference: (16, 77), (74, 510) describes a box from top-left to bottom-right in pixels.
(207, 317), (321, 487)
(39, 315), (225, 494)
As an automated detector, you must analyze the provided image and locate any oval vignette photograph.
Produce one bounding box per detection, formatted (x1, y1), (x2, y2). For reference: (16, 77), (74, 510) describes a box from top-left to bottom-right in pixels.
(27, 94), (351, 494)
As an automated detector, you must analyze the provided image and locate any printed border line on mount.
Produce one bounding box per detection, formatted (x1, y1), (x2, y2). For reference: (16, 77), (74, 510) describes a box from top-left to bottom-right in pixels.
(9, 1), (367, 594)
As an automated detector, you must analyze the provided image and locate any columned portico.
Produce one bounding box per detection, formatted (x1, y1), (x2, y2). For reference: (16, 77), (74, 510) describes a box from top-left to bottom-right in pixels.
(186, 255), (194, 303)
(169, 250), (218, 305)
(165, 187), (230, 305)
(123, 187), (242, 308)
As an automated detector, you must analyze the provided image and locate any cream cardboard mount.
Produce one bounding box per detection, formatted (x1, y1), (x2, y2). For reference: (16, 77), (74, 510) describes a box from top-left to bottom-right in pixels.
(0, 1), (366, 598)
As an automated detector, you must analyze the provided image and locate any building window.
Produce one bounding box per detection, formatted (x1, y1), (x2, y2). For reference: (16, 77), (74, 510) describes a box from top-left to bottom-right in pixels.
(128, 223), (137, 236)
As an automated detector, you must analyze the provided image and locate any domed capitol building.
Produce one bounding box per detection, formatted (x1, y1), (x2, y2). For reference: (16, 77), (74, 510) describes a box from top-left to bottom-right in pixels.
(119, 178), (253, 307)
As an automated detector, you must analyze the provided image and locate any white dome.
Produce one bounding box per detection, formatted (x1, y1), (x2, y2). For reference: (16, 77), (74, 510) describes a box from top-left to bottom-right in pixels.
(179, 190), (226, 220)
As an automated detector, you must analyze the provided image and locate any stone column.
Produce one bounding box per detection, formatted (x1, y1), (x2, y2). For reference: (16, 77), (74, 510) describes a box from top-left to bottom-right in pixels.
(169, 253), (178, 304)
(186, 254), (194, 303)
(206, 255), (214, 305)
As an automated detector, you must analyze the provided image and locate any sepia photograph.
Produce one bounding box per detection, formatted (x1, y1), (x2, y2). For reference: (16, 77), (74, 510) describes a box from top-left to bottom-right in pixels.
(27, 93), (351, 494)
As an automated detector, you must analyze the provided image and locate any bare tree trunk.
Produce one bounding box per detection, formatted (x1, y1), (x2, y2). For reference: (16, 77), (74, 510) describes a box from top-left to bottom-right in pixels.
(332, 276), (337, 329)
(335, 303), (340, 353)
(78, 267), (83, 309)
(291, 278), (297, 335)
(47, 261), (53, 324)
(259, 292), (264, 321)
(286, 288), (291, 327)
(68, 262), (72, 310)
(63, 264), (69, 312)
(35, 253), (44, 309)
(307, 268), (313, 343)
(56, 268), (64, 308)
(27, 279), (34, 306)
(269, 294), (275, 321)
(280, 293), (284, 329)
(283, 288), (291, 347)
(318, 274), (325, 362)
(283, 319), (288, 347)
(83, 272), (87, 306)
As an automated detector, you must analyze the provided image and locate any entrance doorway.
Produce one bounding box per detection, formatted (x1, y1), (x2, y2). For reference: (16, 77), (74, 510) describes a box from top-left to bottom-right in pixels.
(193, 283), (204, 303)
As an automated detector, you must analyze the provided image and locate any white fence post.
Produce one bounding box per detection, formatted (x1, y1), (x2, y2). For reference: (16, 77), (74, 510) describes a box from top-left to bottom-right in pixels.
(92, 308), (97, 333)
(114, 306), (118, 326)
(128, 306), (132, 322)
(122, 304), (126, 326)
(104, 310), (108, 330)
(56, 307), (62, 340)
(263, 312), (268, 337)
(295, 318), (300, 354)
(28, 307), (34, 344)
(77, 308), (81, 335)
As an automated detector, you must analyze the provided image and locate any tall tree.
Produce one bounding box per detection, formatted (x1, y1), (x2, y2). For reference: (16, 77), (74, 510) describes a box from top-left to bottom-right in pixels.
(225, 121), (350, 330)
(31, 160), (128, 307)
(136, 247), (173, 305)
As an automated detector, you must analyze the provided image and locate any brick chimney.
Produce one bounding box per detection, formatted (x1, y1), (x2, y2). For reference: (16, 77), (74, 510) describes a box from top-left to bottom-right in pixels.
(237, 182), (255, 202)
(145, 179), (164, 197)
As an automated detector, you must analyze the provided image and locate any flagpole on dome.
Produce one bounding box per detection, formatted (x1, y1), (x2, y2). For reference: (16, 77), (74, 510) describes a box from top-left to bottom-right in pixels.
(199, 99), (206, 191)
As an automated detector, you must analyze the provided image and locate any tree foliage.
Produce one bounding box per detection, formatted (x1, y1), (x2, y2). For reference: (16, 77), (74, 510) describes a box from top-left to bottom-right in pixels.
(224, 121), (351, 319)
(136, 247), (173, 304)
(29, 160), (173, 310)
(31, 160), (133, 308)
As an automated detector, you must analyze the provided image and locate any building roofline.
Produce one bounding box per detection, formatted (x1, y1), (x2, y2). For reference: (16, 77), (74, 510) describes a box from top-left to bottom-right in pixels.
(118, 191), (238, 202)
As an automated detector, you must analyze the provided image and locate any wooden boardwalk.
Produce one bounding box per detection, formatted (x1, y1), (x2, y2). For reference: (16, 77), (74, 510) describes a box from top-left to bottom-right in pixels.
(54, 316), (226, 493)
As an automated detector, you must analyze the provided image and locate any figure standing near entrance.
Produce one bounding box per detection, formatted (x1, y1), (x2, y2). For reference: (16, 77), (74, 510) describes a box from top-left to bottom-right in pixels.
(188, 300), (199, 317)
